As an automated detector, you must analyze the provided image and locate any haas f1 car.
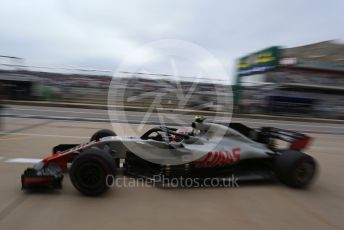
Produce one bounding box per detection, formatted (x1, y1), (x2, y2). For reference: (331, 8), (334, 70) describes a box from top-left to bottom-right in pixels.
(21, 117), (317, 196)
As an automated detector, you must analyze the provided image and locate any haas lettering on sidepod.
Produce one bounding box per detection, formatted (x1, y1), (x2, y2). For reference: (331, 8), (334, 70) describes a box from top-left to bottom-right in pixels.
(195, 147), (241, 167)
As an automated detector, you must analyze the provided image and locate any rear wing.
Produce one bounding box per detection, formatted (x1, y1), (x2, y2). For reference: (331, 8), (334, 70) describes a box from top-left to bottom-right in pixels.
(228, 123), (311, 151)
(259, 127), (312, 151)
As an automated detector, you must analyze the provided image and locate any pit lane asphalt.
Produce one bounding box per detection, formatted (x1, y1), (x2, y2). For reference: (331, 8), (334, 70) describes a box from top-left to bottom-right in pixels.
(0, 113), (343, 229)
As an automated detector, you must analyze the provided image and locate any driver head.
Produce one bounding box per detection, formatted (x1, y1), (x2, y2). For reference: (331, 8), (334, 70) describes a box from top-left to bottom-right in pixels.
(194, 115), (206, 123)
(192, 116), (210, 133)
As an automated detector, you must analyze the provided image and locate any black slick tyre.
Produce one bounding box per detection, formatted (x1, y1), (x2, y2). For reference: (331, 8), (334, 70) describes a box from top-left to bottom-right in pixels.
(69, 148), (116, 196)
(90, 129), (116, 142)
(274, 150), (317, 188)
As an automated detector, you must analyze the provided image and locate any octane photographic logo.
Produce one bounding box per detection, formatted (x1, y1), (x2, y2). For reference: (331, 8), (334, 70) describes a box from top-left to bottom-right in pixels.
(106, 174), (239, 189)
(108, 39), (233, 165)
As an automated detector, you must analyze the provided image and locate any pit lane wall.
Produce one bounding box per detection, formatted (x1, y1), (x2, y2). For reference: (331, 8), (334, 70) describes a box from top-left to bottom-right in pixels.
(4, 99), (344, 125)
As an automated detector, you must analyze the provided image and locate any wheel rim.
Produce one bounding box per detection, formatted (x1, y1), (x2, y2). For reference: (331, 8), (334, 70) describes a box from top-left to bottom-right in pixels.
(294, 161), (315, 184)
(76, 162), (105, 190)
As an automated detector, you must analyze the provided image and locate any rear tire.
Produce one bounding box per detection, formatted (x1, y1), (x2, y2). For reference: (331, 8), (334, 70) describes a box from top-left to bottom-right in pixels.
(274, 150), (317, 188)
(90, 129), (116, 142)
(69, 148), (116, 196)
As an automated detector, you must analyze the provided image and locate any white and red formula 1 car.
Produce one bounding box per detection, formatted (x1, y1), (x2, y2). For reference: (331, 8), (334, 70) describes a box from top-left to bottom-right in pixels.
(21, 117), (317, 196)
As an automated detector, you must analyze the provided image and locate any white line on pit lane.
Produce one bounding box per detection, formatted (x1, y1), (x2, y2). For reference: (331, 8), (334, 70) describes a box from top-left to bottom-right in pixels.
(9, 107), (107, 115)
(5, 112), (342, 130)
(0, 132), (88, 139)
(4, 158), (125, 167)
(9, 107), (165, 117)
(5, 158), (41, 163)
(7, 108), (344, 129)
(0, 157), (4, 161)
(234, 119), (344, 129)
(7, 109), (187, 120)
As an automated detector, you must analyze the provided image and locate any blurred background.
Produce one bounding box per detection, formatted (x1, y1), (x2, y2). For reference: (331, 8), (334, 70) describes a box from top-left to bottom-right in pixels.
(1, 40), (343, 119)
(0, 0), (343, 120)
(236, 42), (344, 119)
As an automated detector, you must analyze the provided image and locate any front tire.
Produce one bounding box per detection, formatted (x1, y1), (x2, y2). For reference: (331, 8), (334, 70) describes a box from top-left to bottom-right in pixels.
(90, 129), (116, 142)
(274, 150), (317, 188)
(69, 148), (116, 196)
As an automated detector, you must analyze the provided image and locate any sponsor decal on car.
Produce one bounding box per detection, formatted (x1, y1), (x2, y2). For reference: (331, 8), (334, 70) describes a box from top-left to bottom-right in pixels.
(195, 147), (241, 167)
